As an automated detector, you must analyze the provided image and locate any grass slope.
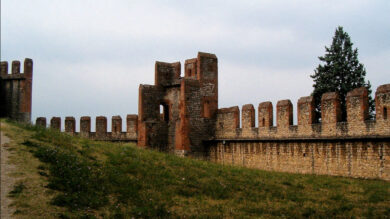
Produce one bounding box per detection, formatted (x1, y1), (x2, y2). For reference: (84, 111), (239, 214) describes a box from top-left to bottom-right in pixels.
(2, 120), (390, 218)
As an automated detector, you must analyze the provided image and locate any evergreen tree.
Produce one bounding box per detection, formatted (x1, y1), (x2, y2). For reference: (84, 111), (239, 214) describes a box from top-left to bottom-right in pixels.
(311, 26), (374, 121)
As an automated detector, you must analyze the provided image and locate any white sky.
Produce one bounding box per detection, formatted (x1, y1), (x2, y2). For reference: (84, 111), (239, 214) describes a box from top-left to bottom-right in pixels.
(1, 0), (389, 130)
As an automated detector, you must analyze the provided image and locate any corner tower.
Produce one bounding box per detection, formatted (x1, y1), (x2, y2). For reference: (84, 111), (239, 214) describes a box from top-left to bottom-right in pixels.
(0, 58), (33, 122)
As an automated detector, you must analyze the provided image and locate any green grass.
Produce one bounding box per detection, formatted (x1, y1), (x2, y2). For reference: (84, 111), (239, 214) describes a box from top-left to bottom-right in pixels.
(3, 120), (390, 218)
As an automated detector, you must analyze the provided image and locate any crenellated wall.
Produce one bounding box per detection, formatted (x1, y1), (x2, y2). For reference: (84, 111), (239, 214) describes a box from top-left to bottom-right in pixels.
(214, 86), (390, 139)
(0, 59), (33, 122)
(208, 85), (390, 180)
(36, 115), (138, 142)
(27, 51), (390, 180)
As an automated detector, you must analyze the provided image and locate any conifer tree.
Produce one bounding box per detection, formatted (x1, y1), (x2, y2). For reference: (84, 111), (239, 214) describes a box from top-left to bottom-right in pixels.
(311, 26), (374, 121)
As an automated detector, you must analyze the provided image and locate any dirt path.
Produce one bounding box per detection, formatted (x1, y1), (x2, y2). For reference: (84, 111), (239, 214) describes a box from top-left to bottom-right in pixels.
(1, 122), (16, 218)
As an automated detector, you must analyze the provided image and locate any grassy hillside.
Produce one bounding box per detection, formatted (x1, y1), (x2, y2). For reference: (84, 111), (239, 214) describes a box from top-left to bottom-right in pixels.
(2, 120), (390, 218)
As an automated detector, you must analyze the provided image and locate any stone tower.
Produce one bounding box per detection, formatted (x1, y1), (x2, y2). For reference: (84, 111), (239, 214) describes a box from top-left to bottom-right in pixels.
(0, 58), (33, 122)
(138, 52), (218, 156)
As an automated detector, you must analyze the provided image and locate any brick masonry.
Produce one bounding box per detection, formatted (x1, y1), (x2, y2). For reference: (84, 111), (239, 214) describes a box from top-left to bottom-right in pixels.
(0, 59), (33, 122)
(207, 140), (390, 180)
(210, 84), (390, 180)
(138, 52), (218, 156)
(41, 115), (139, 142)
(24, 52), (390, 180)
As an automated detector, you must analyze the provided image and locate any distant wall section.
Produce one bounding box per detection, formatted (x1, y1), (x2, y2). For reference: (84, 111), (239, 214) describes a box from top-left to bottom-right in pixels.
(36, 115), (138, 142)
(0, 59), (33, 122)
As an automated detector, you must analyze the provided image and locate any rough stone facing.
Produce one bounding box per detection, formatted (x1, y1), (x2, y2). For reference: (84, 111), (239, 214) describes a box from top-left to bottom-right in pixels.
(297, 96), (315, 136)
(258, 102), (273, 127)
(209, 83), (390, 180)
(216, 106), (240, 138)
(208, 140), (390, 180)
(277, 100), (293, 136)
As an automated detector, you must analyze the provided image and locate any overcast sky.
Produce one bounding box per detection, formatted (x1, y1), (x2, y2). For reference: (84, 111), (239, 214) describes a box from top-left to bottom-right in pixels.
(1, 0), (389, 130)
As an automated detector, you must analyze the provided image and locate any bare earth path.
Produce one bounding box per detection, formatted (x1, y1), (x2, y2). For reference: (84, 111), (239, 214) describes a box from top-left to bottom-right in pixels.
(1, 122), (16, 219)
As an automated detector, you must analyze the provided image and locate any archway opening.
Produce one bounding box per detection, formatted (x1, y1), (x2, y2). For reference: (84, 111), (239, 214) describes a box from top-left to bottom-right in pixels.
(160, 104), (169, 122)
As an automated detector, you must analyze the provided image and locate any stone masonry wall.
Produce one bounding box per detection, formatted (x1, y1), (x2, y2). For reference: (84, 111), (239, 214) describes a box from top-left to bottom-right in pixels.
(214, 86), (390, 139)
(210, 85), (390, 180)
(31, 52), (390, 180)
(208, 140), (390, 180)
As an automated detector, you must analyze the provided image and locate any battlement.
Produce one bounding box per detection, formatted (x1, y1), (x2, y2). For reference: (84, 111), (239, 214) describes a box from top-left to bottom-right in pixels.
(155, 61), (181, 87)
(36, 115), (138, 141)
(216, 106), (240, 138)
(210, 84), (390, 181)
(0, 58), (33, 122)
(0, 59), (33, 77)
(297, 96), (315, 125)
(26, 52), (390, 180)
(184, 58), (198, 78)
(375, 84), (390, 121)
(215, 85), (390, 139)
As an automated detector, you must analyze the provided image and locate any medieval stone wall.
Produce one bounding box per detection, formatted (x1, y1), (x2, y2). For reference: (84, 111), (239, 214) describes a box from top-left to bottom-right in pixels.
(36, 115), (138, 142)
(207, 140), (390, 180)
(29, 52), (390, 180)
(214, 85), (390, 139)
(0, 59), (33, 122)
(208, 84), (390, 180)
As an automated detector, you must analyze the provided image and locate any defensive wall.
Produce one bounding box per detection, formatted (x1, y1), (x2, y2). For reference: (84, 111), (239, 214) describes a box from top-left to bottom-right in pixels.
(0, 59), (33, 122)
(35, 115), (138, 142)
(4, 52), (389, 180)
(35, 52), (218, 156)
(207, 84), (390, 180)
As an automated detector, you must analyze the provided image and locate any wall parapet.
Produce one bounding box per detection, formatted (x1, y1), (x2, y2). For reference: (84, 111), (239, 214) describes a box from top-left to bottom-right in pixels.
(215, 85), (390, 140)
(36, 115), (138, 141)
(216, 106), (240, 138)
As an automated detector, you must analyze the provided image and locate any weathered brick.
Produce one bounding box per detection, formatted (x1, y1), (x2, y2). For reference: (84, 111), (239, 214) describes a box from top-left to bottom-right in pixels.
(65, 117), (76, 133)
(6, 53), (390, 181)
(0, 58), (33, 122)
(96, 116), (107, 139)
(80, 116), (91, 138)
(36, 117), (47, 127)
(50, 117), (61, 130)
